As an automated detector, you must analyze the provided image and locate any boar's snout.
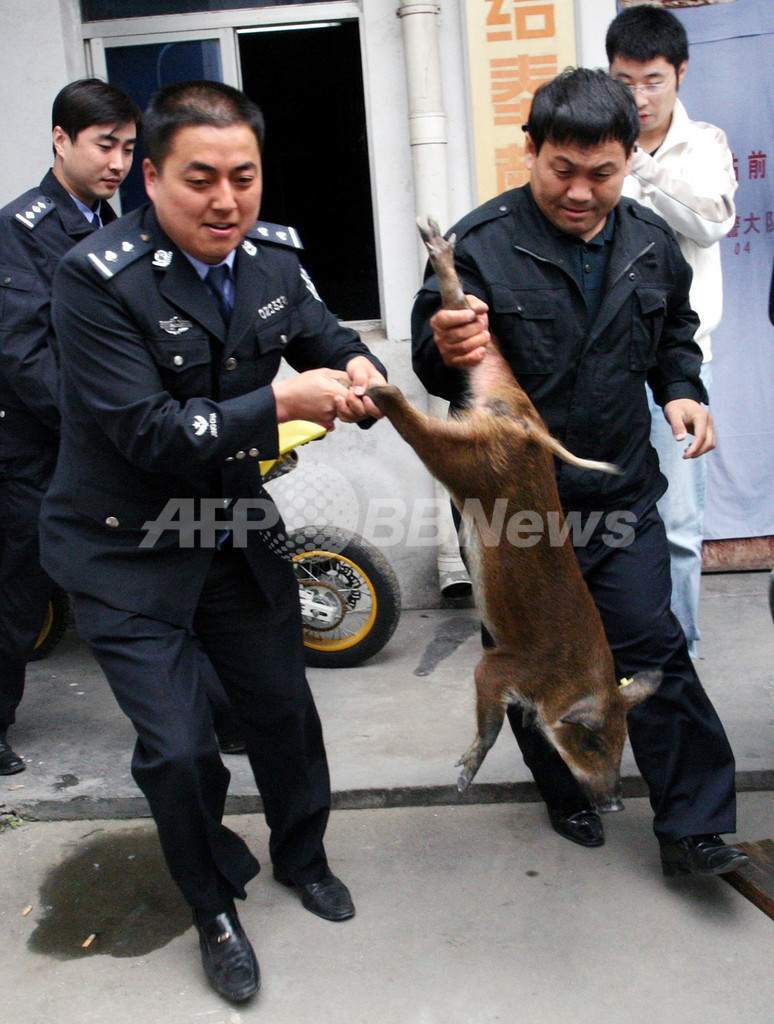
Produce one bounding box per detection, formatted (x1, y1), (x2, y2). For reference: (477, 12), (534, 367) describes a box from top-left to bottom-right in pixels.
(552, 671), (662, 813)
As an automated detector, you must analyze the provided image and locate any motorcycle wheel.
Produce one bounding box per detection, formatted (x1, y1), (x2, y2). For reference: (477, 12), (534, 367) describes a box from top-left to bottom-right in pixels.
(288, 525), (401, 668)
(30, 586), (71, 661)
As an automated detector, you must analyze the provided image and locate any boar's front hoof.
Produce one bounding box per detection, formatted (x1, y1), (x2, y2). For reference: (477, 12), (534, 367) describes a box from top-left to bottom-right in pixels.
(366, 382), (401, 411)
(456, 767), (473, 792)
(597, 796), (625, 813)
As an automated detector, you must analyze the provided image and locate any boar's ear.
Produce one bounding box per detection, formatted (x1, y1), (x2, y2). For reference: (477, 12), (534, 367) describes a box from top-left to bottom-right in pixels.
(618, 670), (662, 708)
(560, 697), (605, 732)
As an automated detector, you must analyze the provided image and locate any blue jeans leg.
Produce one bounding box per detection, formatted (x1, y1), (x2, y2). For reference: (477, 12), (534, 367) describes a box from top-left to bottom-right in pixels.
(647, 361), (712, 658)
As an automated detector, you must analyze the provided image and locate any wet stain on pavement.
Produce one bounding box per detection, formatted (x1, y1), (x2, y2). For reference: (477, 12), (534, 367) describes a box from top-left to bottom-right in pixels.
(28, 826), (191, 959)
(414, 615), (479, 676)
(52, 773), (79, 791)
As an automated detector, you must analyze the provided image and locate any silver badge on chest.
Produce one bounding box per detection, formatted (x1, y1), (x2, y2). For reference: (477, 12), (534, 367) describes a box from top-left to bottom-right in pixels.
(159, 316), (192, 335)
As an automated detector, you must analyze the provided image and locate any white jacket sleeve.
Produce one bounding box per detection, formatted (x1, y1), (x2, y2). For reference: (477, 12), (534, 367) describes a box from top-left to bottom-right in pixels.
(629, 123), (737, 248)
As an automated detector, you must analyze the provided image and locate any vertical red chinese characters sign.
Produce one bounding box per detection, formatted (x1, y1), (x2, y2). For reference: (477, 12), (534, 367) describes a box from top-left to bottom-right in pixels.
(463, 0), (577, 203)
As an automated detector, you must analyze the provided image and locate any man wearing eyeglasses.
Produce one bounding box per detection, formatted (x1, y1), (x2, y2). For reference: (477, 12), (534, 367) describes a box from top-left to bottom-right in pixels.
(606, 5), (737, 661)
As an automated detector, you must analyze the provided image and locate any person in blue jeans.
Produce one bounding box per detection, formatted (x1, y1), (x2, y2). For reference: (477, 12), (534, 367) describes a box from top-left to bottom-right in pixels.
(606, 5), (737, 658)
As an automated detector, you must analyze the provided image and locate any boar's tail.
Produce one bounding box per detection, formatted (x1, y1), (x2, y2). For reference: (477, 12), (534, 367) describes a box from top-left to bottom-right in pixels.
(529, 422), (622, 476)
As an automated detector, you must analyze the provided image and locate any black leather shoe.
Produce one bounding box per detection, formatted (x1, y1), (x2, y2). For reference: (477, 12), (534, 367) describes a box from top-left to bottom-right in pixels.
(193, 906), (260, 1002)
(0, 736), (24, 775)
(547, 807), (605, 848)
(660, 834), (750, 877)
(273, 867), (355, 921)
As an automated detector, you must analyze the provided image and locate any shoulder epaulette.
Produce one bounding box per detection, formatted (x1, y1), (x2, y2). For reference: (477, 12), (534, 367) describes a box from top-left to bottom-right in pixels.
(623, 199), (673, 235)
(244, 220), (303, 251)
(14, 194), (56, 230)
(451, 191), (517, 241)
(87, 228), (153, 279)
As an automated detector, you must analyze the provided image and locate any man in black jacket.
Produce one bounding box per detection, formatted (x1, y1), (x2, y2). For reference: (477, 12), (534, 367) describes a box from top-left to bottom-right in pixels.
(413, 69), (746, 879)
(0, 79), (139, 775)
(41, 80), (386, 1003)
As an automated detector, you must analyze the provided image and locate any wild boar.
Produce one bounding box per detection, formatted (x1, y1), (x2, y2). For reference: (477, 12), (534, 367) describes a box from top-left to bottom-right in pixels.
(368, 218), (660, 810)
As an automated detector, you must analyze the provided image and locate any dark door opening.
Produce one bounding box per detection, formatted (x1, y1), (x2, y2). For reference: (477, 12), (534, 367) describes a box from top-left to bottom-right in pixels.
(239, 21), (380, 322)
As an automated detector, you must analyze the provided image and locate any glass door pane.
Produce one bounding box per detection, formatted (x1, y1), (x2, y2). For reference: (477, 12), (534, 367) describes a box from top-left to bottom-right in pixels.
(105, 39), (223, 211)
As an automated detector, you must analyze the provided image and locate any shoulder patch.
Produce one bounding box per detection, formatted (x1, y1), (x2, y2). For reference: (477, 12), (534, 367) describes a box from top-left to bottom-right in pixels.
(87, 231), (153, 279)
(14, 195), (56, 230)
(246, 221), (304, 250)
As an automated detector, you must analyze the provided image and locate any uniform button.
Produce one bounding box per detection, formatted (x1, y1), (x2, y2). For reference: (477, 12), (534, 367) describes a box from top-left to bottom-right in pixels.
(584, 264), (592, 274)
(248, 448), (259, 457)
(628, 272), (636, 280)
(225, 456), (235, 462)
(173, 355), (184, 366)
(235, 450), (246, 459)
(499, 205), (507, 212)
(224, 357), (237, 370)
(0, 410), (5, 418)
(279, 334), (288, 345)
(105, 516), (119, 528)
(3, 276), (11, 285)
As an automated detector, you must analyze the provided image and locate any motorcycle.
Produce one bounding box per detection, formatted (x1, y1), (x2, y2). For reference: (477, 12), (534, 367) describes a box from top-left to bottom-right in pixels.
(32, 420), (401, 668)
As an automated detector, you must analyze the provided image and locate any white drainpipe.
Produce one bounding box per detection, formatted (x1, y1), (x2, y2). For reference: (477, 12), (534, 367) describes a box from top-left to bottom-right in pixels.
(397, 1), (471, 601)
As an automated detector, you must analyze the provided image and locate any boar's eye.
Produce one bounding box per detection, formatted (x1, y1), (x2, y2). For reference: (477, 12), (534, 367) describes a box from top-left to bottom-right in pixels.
(580, 731), (606, 754)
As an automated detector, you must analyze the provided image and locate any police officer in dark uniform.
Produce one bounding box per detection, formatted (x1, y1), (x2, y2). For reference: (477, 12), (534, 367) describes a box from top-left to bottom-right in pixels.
(412, 70), (748, 880)
(40, 81), (387, 1003)
(0, 79), (140, 775)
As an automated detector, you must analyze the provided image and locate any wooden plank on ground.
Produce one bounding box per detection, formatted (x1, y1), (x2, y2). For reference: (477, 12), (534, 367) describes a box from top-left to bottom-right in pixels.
(723, 839), (774, 920)
(702, 536), (774, 572)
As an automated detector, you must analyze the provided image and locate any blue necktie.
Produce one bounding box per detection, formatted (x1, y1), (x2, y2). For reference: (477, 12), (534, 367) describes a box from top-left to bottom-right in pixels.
(205, 264), (233, 326)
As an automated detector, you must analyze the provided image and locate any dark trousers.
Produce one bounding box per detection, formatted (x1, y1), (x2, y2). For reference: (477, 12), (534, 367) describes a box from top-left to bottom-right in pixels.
(73, 545), (331, 912)
(0, 447), (57, 732)
(504, 502), (736, 842)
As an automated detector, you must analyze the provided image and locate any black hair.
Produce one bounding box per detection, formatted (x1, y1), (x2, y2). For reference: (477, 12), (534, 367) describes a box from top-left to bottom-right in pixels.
(51, 78), (142, 140)
(143, 80), (265, 169)
(605, 5), (689, 75)
(524, 68), (640, 156)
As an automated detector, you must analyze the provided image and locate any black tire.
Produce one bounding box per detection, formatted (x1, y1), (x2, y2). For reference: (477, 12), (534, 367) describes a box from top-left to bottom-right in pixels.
(30, 586), (71, 661)
(287, 526), (401, 668)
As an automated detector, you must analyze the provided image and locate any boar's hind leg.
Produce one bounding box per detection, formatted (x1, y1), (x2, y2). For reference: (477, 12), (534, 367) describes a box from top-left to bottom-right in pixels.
(456, 655), (508, 792)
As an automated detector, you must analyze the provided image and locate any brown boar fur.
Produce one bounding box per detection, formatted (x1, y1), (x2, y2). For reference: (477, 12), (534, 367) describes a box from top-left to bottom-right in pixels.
(368, 218), (659, 807)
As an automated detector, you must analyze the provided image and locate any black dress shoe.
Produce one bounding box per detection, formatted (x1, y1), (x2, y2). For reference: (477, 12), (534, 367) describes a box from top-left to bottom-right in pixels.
(0, 736), (24, 775)
(547, 807), (605, 848)
(193, 906), (260, 1002)
(273, 867), (355, 921)
(660, 834), (750, 877)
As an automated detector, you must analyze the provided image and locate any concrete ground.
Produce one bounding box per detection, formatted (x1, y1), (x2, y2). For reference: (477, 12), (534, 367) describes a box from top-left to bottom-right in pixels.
(1, 570), (773, 1023)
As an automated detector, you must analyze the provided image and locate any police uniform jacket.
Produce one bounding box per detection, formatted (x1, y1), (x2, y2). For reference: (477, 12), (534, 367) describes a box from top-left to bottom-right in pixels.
(0, 170), (115, 453)
(39, 203), (385, 626)
(411, 185), (705, 514)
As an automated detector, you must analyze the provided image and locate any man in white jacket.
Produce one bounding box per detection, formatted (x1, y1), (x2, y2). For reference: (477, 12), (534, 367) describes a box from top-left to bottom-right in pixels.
(606, 5), (737, 658)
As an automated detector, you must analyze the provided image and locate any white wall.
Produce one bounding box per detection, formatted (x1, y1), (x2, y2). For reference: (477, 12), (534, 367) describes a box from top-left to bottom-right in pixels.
(575, 0), (618, 69)
(0, 0), (85, 205)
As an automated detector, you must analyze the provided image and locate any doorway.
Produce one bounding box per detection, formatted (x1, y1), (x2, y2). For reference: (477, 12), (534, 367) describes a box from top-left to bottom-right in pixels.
(238, 20), (379, 323)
